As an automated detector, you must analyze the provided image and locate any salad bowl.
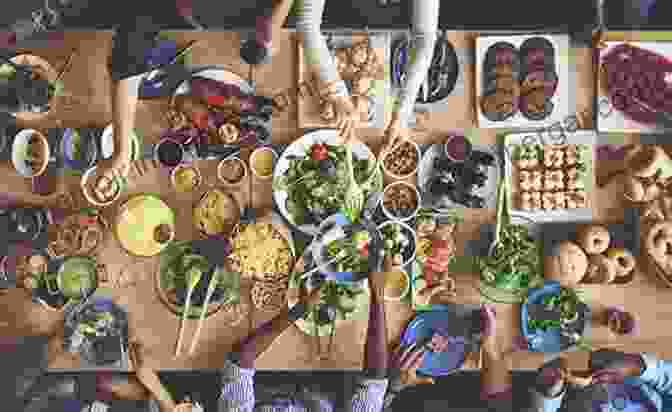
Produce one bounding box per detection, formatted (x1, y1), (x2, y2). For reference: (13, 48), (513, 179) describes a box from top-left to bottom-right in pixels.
(273, 129), (382, 235)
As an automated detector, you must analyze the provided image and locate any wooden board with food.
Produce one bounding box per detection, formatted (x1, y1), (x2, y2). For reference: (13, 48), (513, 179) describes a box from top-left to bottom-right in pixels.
(475, 35), (570, 128)
(297, 33), (388, 129)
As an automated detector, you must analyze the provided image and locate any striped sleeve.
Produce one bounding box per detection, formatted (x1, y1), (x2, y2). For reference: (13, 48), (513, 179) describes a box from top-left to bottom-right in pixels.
(393, 0), (439, 128)
(295, 0), (348, 98)
(348, 378), (388, 412)
(219, 359), (256, 412)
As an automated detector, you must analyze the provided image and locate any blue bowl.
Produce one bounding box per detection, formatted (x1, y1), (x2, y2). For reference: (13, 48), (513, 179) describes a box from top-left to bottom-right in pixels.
(61, 128), (97, 171)
(520, 281), (590, 353)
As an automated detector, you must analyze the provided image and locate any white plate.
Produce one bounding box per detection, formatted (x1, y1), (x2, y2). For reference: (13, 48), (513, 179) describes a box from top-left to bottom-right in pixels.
(272, 129), (379, 235)
(475, 34), (570, 129)
(503, 131), (596, 223)
(597, 41), (672, 133)
(417, 142), (500, 210)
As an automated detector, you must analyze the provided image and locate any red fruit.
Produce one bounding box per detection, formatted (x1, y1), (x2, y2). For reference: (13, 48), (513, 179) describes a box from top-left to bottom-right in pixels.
(360, 244), (369, 257)
(311, 144), (328, 161)
(79, 216), (97, 226)
(206, 95), (227, 107)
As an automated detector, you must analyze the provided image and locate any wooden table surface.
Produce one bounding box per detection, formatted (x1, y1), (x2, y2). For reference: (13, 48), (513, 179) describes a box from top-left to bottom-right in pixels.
(0, 30), (661, 372)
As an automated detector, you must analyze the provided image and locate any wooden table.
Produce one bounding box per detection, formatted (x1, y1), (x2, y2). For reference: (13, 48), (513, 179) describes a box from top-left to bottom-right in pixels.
(0, 30), (661, 372)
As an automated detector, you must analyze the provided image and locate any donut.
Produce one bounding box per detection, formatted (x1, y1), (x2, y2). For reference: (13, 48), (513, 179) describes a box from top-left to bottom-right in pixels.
(577, 225), (611, 255)
(646, 221), (672, 275)
(606, 248), (636, 278)
(584, 254), (617, 284)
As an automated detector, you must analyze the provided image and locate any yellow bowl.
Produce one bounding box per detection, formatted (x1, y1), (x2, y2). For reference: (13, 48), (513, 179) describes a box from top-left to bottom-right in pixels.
(383, 269), (410, 302)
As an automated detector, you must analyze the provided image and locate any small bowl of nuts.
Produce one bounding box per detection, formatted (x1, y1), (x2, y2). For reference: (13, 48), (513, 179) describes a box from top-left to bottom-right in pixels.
(381, 139), (420, 182)
(380, 182), (421, 222)
(381, 181), (421, 222)
(218, 157), (248, 188)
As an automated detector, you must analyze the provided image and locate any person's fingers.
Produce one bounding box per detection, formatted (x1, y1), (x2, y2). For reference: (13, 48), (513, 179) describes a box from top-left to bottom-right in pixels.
(401, 346), (427, 370)
(390, 342), (405, 364)
(396, 343), (418, 367)
(415, 376), (434, 385)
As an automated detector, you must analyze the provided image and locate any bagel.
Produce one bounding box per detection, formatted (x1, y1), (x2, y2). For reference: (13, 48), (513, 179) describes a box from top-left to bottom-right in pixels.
(583, 254), (617, 284)
(576, 225), (611, 255)
(544, 241), (588, 285)
(606, 248), (636, 278)
(646, 221), (672, 275)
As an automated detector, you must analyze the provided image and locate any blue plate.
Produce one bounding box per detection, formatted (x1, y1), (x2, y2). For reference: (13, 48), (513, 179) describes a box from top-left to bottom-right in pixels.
(400, 311), (468, 377)
(521, 281), (590, 353)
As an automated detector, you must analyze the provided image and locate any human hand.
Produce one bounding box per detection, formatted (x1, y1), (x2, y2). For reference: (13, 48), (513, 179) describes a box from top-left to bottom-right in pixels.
(535, 357), (569, 396)
(389, 342), (434, 389)
(96, 156), (130, 183)
(382, 116), (406, 155)
(129, 341), (155, 380)
(330, 95), (358, 143)
(588, 349), (645, 384)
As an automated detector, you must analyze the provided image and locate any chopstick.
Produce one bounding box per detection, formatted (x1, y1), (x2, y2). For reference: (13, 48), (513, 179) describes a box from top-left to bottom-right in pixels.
(188, 268), (220, 355)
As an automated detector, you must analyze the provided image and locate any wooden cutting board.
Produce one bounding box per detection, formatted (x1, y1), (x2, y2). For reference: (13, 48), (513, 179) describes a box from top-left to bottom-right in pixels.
(297, 33), (388, 130)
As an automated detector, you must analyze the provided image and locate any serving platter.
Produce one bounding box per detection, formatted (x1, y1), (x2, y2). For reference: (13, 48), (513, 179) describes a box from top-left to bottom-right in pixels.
(503, 131), (596, 223)
(389, 30), (460, 106)
(297, 32), (389, 129)
(417, 141), (501, 211)
(475, 34), (570, 129)
(597, 41), (672, 133)
(272, 129), (382, 235)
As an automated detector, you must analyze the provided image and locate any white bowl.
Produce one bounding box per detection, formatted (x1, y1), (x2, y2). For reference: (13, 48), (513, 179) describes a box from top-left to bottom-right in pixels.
(377, 220), (417, 268)
(12, 129), (49, 177)
(80, 166), (122, 207)
(380, 139), (421, 180)
(380, 181), (421, 222)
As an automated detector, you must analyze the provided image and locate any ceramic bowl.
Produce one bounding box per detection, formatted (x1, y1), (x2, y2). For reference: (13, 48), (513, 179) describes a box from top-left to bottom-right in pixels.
(12, 129), (49, 177)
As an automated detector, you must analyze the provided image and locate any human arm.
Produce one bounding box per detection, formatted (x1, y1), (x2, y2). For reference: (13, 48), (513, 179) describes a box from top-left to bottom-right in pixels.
(128, 342), (177, 412)
(295, 0), (356, 141)
(384, 0), (439, 149)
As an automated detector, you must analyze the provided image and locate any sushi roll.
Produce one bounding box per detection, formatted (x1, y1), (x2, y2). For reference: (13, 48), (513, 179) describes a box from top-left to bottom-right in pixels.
(544, 169), (565, 191)
(542, 192), (565, 210)
(520, 191), (542, 211)
(514, 144), (541, 169)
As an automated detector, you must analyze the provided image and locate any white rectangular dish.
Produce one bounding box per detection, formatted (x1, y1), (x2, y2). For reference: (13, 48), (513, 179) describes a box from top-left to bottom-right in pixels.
(475, 34), (570, 129)
(597, 41), (672, 133)
(503, 131), (596, 223)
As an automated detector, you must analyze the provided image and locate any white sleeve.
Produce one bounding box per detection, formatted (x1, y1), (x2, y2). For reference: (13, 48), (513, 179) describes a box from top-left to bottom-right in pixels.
(295, 0), (348, 98)
(393, 0), (440, 127)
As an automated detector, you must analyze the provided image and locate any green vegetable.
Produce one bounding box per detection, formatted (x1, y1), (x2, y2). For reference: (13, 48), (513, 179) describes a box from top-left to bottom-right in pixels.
(70, 130), (82, 161)
(0, 64), (15, 78)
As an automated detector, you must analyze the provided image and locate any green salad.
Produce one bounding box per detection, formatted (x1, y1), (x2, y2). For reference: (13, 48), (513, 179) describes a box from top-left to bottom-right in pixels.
(274, 142), (381, 225)
(326, 230), (370, 274)
(479, 223), (542, 290)
(304, 280), (365, 327)
(527, 287), (583, 331)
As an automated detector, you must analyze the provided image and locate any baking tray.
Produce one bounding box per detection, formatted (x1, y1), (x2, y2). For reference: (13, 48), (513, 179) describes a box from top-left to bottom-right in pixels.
(597, 41), (672, 133)
(297, 32), (389, 129)
(475, 34), (570, 129)
(503, 131), (596, 223)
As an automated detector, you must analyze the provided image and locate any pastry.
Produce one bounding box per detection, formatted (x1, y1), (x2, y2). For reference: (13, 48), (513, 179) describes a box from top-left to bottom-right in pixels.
(584, 254), (617, 284)
(606, 248), (636, 279)
(319, 99), (336, 122)
(576, 225), (610, 255)
(646, 221), (672, 276)
(218, 123), (240, 144)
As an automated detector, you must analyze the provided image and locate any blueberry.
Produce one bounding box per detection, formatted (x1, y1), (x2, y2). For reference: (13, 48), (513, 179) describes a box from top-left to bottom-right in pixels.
(319, 159), (337, 177)
(316, 304), (336, 325)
